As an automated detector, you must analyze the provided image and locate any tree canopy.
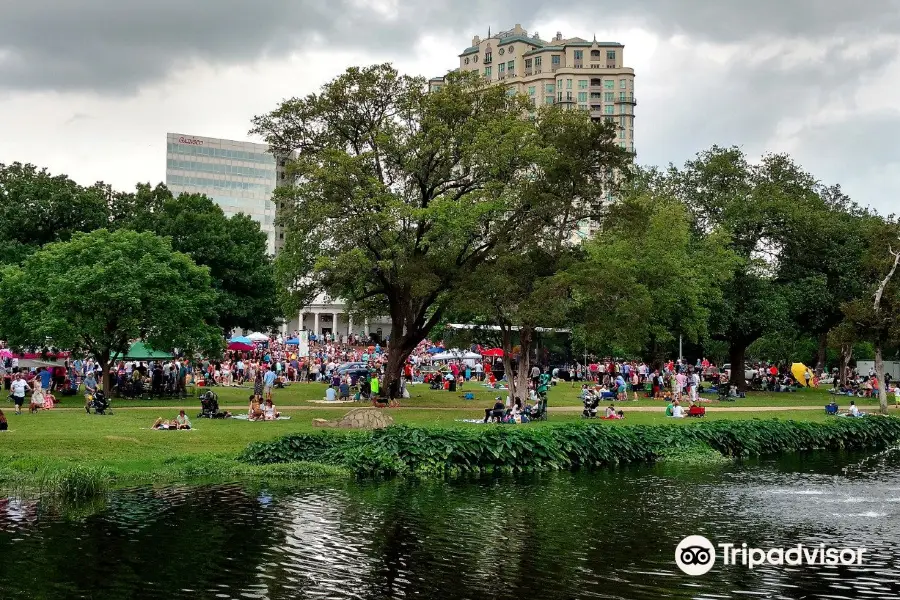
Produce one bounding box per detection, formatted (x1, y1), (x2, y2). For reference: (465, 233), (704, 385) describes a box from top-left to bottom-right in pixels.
(252, 63), (631, 395)
(0, 229), (221, 391)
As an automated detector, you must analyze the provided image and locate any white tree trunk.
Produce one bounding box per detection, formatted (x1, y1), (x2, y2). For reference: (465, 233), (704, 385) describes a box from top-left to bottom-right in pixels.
(873, 243), (899, 415)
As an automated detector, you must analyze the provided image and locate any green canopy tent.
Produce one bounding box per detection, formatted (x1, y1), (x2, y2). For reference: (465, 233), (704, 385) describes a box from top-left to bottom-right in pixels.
(110, 341), (174, 362)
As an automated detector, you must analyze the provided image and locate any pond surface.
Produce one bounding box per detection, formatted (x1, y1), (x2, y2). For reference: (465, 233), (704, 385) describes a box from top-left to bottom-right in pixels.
(2, 451), (900, 599)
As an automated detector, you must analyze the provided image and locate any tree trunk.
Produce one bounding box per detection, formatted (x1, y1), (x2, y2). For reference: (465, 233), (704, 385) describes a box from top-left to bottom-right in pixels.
(500, 327), (517, 402)
(515, 326), (535, 405)
(876, 343), (888, 415)
(840, 344), (853, 387)
(728, 343), (748, 391)
(816, 332), (827, 373)
(383, 337), (417, 400)
(98, 359), (111, 396)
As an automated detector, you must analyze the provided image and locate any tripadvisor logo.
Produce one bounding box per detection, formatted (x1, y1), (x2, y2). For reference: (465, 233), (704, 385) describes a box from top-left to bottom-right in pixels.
(675, 536), (866, 575)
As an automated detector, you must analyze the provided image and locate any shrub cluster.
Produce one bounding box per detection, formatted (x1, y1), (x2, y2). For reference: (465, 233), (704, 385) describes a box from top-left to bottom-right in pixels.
(239, 418), (900, 477)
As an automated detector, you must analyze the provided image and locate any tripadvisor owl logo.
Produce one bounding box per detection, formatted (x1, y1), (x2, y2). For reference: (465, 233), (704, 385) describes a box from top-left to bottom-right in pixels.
(675, 535), (716, 575)
(675, 536), (867, 575)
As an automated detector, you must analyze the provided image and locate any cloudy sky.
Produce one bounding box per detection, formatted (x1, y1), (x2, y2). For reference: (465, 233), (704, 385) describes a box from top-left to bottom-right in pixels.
(1, 0), (898, 214)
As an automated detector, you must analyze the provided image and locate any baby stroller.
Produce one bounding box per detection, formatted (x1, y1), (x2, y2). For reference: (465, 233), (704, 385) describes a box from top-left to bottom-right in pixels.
(582, 393), (599, 418)
(85, 390), (112, 415)
(198, 391), (228, 418)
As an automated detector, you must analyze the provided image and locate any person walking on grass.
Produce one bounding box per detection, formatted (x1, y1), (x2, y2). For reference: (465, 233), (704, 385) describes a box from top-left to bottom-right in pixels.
(263, 366), (277, 401)
(10, 372), (31, 415)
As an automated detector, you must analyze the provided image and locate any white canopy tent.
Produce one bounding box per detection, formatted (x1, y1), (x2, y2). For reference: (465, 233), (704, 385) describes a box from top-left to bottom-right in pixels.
(431, 349), (482, 367)
(246, 332), (269, 342)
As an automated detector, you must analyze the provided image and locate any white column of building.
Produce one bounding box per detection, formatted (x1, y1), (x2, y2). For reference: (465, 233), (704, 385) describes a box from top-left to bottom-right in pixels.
(348, 314), (354, 338)
(332, 312), (339, 337)
(298, 311), (305, 331)
(364, 318), (370, 337)
(313, 312), (319, 335)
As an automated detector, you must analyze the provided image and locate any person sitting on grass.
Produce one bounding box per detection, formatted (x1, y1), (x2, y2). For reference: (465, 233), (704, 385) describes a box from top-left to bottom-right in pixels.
(249, 395), (264, 421)
(605, 405), (616, 418)
(0, 409), (8, 431)
(484, 397), (505, 423)
(339, 380), (351, 401)
(324, 385), (337, 402)
(843, 400), (866, 418)
(263, 399), (280, 420)
(175, 410), (192, 430)
(152, 417), (168, 430)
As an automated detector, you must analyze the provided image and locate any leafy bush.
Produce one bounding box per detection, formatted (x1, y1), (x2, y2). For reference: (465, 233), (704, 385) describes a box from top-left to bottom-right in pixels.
(239, 418), (900, 477)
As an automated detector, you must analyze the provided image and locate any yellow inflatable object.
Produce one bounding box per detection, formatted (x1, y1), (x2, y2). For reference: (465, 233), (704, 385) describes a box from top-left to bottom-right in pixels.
(791, 362), (809, 386)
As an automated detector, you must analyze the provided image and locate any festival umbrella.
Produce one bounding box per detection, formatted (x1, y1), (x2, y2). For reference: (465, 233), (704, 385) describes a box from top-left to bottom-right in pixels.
(791, 363), (810, 387)
(227, 342), (255, 351)
(284, 338), (300, 345)
(427, 347), (444, 354)
(229, 335), (252, 345)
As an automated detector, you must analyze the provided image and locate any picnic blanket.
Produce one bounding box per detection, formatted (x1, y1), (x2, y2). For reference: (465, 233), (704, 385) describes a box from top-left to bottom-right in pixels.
(232, 414), (292, 421)
(455, 419), (491, 424)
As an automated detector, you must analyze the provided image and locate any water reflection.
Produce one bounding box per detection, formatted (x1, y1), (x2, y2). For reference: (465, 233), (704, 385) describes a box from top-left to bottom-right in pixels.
(1, 451), (899, 599)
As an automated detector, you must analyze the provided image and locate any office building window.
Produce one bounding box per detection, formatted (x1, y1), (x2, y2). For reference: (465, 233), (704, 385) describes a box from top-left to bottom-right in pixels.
(619, 115), (626, 127)
(499, 63), (505, 74)
(619, 92), (626, 100)
(507, 60), (514, 71)
(528, 86), (536, 95)
(578, 79), (588, 89)
(545, 83), (555, 93)
(535, 57), (542, 67)
(604, 105), (614, 115)
(485, 66), (492, 77)
(577, 91), (587, 102)
(604, 79), (614, 89)
(552, 55), (561, 66)
(604, 92), (614, 102)
(629, 129), (634, 139)
(566, 78), (573, 89)
(525, 58), (532, 68)
(545, 96), (554, 104)
(574, 50), (583, 60)
(620, 78), (627, 89)
(619, 129), (625, 139)
(607, 50), (616, 60)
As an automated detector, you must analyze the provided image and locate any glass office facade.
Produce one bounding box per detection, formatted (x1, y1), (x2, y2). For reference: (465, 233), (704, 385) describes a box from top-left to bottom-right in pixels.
(165, 133), (279, 253)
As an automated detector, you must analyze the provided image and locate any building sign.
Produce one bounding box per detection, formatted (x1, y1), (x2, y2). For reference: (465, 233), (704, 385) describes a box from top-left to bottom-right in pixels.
(178, 136), (203, 146)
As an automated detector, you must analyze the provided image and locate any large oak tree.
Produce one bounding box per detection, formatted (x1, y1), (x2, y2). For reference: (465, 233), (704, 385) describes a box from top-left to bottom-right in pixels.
(252, 64), (630, 397)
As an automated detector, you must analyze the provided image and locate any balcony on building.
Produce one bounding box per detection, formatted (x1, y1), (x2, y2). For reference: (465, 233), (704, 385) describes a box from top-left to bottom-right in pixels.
(614, 95), (637, 105)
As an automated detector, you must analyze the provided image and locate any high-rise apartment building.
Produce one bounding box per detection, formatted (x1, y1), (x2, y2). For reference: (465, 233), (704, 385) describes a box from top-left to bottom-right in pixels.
(429, 25), (636, 239)
(430, 25), (635, 155)
(165, 133), (290, 254)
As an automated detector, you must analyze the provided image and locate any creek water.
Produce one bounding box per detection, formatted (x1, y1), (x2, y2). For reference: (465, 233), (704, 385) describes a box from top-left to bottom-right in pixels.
(2, 450), (900, 599)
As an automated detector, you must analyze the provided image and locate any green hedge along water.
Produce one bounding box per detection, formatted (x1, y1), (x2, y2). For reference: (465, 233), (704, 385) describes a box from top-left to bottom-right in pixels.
(240, 418), (900, 476)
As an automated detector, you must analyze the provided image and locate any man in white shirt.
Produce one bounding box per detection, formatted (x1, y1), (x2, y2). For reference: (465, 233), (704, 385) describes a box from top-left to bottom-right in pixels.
(10, 373), (31, 415)
(691, 372), (701, 401)
(671, 401), (685, 418)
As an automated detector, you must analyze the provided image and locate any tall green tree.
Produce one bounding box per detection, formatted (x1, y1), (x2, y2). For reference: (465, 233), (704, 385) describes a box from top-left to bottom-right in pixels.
(0, 162), (110, 264)
(0, 229), (221, 392)
(841, 218), (900, 413)
(251, 64), (630, 396)
(127, 192), (280, 334)
(569, 189), (736, 364)
(671, 147), (824, 388)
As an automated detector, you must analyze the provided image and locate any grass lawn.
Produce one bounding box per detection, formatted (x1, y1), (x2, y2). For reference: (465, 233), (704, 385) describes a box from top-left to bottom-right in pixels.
(0, 379), (889, 488)
(38, 379), (891, 410)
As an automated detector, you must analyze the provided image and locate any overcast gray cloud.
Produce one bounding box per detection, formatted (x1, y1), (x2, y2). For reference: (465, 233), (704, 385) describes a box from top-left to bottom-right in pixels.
(0, 0), (898, 214)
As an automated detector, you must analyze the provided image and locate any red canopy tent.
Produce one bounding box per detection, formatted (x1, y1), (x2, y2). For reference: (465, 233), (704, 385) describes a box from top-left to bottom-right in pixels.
(481, 348), (504, 357)
(227, 342), (254, 351)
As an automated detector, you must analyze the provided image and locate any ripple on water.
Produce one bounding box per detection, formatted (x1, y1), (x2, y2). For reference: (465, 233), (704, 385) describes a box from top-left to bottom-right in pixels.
(2, 455), (900, 599)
